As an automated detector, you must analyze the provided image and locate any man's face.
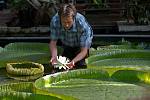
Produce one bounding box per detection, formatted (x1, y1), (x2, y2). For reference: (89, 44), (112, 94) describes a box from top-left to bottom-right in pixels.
(61, 16), (74, 30)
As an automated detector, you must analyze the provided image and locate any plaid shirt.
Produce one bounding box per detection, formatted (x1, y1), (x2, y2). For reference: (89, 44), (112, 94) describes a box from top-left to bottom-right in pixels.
(50, 13), (93, 48)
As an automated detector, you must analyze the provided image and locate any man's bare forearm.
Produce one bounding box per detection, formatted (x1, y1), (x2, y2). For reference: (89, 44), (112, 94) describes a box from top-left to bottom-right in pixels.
(49, 41), (57, 58)
(72, 47), (88, 64)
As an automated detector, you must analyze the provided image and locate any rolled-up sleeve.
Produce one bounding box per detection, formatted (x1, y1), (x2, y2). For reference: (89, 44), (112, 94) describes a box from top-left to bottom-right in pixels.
(78, 15), (93, 48)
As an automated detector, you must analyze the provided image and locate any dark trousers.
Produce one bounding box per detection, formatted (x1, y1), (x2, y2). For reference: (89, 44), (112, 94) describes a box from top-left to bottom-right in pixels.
(62, 45), (87, 69)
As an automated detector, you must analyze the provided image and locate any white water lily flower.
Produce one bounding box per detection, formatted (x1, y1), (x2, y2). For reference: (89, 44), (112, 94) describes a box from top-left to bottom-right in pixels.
(54, 56), (70, 70)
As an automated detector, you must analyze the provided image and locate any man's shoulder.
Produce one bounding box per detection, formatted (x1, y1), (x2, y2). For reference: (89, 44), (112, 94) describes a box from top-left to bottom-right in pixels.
(75, 13), (87, 25)
(51, 13), (60, 27)
(76, 13), (85, 19)
(52, 13), (59, 20)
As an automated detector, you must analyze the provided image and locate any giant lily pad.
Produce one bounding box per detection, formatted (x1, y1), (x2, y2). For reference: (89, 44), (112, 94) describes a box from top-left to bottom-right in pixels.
(6, 62), (44, 81)
(0, 82), (66, 100)
(6, 62), (44, 75)
(35, 69), (150, 100)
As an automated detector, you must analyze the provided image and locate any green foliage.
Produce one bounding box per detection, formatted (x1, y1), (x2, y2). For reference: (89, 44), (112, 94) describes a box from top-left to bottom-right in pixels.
(111, 69), (150, 84)
(6, 62), (44, 75)
(0, 50), (49, 68)
(9, 0), (30, 10)
(126, 0), (150, 24)
(4, 42), (49, 53)
(88, 58), (150, 67)
(93, 0), (102, 6)
(7, 73), (44, 81)
(0, 82), (61, 100)
(35, 69), (150, 100)
(0, 82), (33, 92)
(91, 0), (108, 8)
(0, 42), (63, 68)
(111, 70), (144, 82)
(0, 91), (61, 100)
(5, 62), (44, 81)
(90, 41), (149, 56)
(87, 49), (150, 64)
(88, 42), (150, 81)
(88, 42), (150, 73)
(0, 42), (150, 99)
(0, 47), (3, 53)
(35, 69), (109, 87)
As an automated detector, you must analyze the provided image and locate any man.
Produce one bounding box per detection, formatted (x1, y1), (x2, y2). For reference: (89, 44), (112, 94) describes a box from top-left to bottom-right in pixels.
(49, 3), (93, 70)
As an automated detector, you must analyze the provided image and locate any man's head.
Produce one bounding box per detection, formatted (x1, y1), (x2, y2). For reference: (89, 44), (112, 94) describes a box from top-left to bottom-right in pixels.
(59, 4), (76, 30)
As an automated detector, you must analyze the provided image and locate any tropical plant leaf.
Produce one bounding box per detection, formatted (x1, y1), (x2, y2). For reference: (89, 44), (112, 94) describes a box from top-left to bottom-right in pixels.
(97, 42), (147, 50)
(6, 62), (44, 76)
(35, 69), (109, 88)
(7, 73), (44, 81)
(0, 51), (49, 68)
(4, 42), (63, 54)
(97, 44), (132, 50)
(87, 50), (150, 64)
(0, 82), (77, 100)
(111, 70), (145, 83)
(111, 69), (150, 84)
(0, 42), (64, 68)
(88, 58), (150, 67)
(0, 82), (61, 100)
(0, 91), (61, 100)
(4, 42), (49, 53)
(35, 69), (150, 100)
(89, 49), (124, 56)
(0, 82), (33, 92)
(5, 62), (45, 81)
(0, 47), (3, 53)
(90, 43), (147, 56)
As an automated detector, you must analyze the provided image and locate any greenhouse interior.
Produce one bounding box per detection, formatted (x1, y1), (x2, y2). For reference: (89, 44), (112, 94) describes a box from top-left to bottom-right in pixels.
(0, 0), (150, 100)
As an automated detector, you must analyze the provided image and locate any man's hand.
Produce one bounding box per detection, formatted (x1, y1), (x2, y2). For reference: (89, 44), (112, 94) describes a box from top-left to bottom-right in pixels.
(66, 61), (75, 69)
(50, 57), (57, 65)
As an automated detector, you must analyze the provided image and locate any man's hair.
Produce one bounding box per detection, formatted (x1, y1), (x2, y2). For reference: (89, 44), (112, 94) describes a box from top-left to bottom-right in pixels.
(58, 3), (76, 18)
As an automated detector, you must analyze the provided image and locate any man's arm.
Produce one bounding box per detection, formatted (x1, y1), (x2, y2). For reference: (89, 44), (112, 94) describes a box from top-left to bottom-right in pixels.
(67, 47), (88, 69)
(49, 40), (57, 64)
(67, 13), (93, 68)
(49, 14), (59, 64)
(72, 47), (88, 64)
(72, 14), (92, 63)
